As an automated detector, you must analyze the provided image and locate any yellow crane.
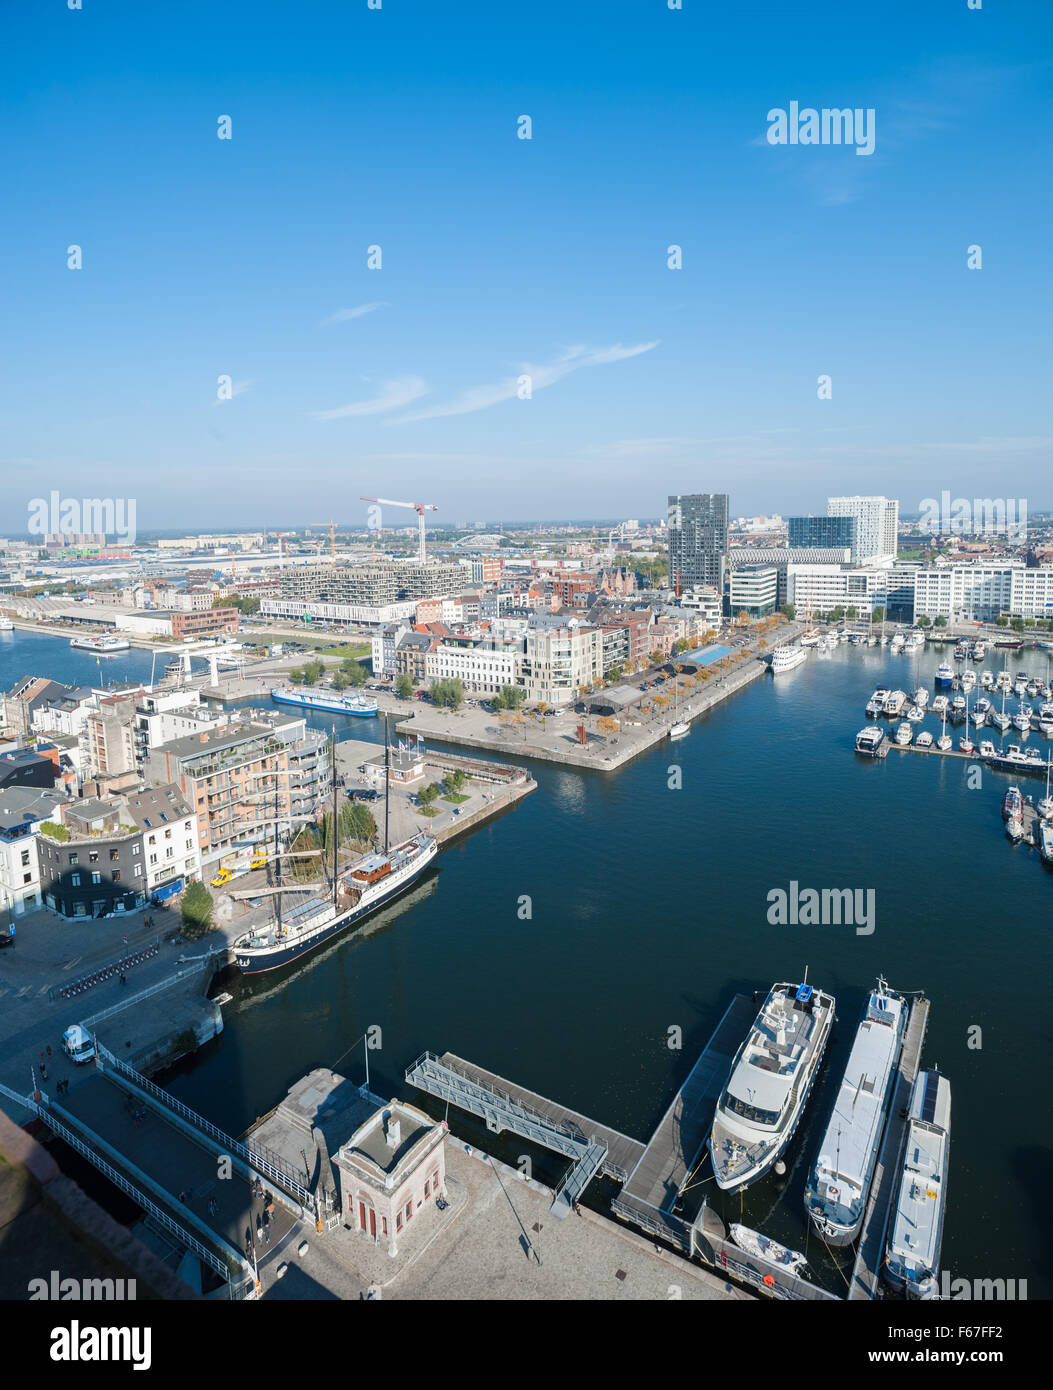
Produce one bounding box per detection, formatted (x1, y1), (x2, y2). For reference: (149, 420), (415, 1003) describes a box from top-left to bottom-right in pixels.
(311, 521), (337, 563)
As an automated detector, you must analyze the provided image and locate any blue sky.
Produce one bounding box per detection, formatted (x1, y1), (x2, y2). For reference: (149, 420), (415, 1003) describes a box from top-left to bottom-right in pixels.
(2, 0), (1050, 532)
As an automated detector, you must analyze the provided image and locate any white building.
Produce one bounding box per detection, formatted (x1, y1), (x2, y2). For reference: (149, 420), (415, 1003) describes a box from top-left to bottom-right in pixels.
(913, 562), (1020, 624)
(0, 787), (63, 918)
(115, 611), (174, 637)
(678, 585), (723, 629)
(261, 597), (419, 627)
(788, 563), (918, 617)
(372, 622), (409, 677)
(519, 623), (603, 706)
(827, 496), (899, 564)
(1010, 566), (1053, 621)
(425, 643), (518, 695)
(121, 784), (201, 897)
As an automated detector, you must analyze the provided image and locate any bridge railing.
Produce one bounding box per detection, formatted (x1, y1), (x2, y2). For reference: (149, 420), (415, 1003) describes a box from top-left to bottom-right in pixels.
(97, 1046), (314, 1210)
(0, 1081), (247, 1298)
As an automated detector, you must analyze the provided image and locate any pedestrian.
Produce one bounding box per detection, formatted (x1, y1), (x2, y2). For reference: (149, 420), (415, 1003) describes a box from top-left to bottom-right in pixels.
(119, 972), (127, 986)
(46, 1045), (52, 1058)
(40, 1063), (48, 1080)
(256, 1220), (263, 1243)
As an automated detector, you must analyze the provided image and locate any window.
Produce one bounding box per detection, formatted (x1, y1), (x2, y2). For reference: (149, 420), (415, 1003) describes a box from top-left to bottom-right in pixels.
(69, 853), (78, 866)
(405, 1201), (412, 1224)
(91, 872), (101, 885)
(396, 1212), (402, 1232)
(71, 873), (81, 887)
(89, 851), (99, 864)
(113, 871), (121, 882)
(110, 849), (119, 862)
(149, 853), (158, 866)
(424, 1179), (430, 1198)
(23, 873), (32, 885)
(133, 845), (140, 856)
(166, 848), (174, 859)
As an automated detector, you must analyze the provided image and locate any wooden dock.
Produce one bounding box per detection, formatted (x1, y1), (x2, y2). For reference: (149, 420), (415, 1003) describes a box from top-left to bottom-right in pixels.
(618, 994), (753, 1215)
(847, 994), (931, 1300)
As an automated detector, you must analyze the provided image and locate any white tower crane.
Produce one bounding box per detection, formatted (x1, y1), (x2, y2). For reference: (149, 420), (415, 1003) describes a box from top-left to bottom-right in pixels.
(360, 496), (438, 564)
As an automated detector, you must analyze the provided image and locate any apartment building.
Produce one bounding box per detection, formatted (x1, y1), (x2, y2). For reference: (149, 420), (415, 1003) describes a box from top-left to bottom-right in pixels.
(519, 623), (603, 705)
(37, 798), (147, 919)
(145, 711), (331, 865)
(425, 641), (518, 695)
(263, 560), (463, 627)
(85, 690), (145, 781)
(0, 786), (63, 918)
(678, 585), (723, 630)
(910, 559), (1052, 624)
(122, 783), (201, 899)
(827, 496), (899, 564)
(729, 565), (779, 619)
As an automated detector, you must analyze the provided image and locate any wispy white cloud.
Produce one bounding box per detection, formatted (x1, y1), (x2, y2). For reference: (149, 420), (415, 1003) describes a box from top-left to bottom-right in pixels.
(396, 341), (660, 423)
(322, 302), (389, 325)
(312, 376), (429, 421)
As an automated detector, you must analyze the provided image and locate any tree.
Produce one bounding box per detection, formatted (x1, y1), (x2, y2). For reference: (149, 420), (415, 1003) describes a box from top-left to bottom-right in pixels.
(299, 658), (325, 686)
(430, 678), (465, 709)
(782, 603), (795, 621)
(673, 637), (690, 655)
(396, 673), (414, 699)
(331, 669), (350, 689)
(995, 616), (1008, 628)
(181, 881), (214, 940)
(596, 716), (619, 739)
(497, 683), (525, 710)
(606, 665), (622, 683)
(321, 801), (376, 852)
(1011, 617), (1025, 633)
(934, 615), (947, 628)
(417, 782), (442, 806)
(846, 606), (858, 620)
(829, 605), (845, 623)
(736, 611), (749, 626)
(340, 658), (367, 686)
(917, 615), (932, 629)
(444, 768), (466, 794)
(871, 607), (885, 625)
(649, 649), (665, 666)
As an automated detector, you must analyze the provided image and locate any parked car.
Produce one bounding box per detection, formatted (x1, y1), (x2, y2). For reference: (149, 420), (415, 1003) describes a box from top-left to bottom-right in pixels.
(349, 789), (380, 802)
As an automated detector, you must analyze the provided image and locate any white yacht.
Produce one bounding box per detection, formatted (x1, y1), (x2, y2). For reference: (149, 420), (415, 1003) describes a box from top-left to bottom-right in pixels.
(0, 615), (13, 631)
(770, 646), (808, 675)
(931, 694), (949, 715)
(1013, 703), (1033, 733)
(996, 670), (1013, 694)
(980, 671), (994, 689)
(960, 668), (976, 692)
(70, 633), (130, 652)
(856, 726), (886, 756)
(1015, 674), (1028, 696)
(934, 662), (954, 688)
(978, 740), (996, 759)
(805, 984), (907, 1247)
(912, 688), (929, 710)
(884, 1070), (951, 1300)
(973, 640), (987, 661)
(708, 980), (835, 1194)
(1040, 819), (1053, 866)
(895, 722), (913, 746)
(916, 730), (933, 748)
(890, 633), (905, 652)
(906, 705), (924, 723)
(883, 690), (907, 716)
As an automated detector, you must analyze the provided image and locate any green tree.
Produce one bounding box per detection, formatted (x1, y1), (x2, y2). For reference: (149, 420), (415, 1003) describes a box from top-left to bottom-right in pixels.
(417, 782), (441, 806)
(781, 603), (795, 621)
(430, 678), (465, 709)
(871, 607), (885, 625)
(396, 673), (414, 699)
(673, 637), (690, 654)
(649, 649), (665, 666)
(606, 664), (622, 683)
(341, 658), (368, 686)
(497, 683), (525, 709)
(181, 881), (214, 940)
(995, 615), (1008, 627)
(331, 669), (350, 689)
(829, 605), (845, 622)
(917, 615), (932, 629)
(846, 606), (858, 620)
(934, 616), (947, 628)
(1011, 617), (1025, 632)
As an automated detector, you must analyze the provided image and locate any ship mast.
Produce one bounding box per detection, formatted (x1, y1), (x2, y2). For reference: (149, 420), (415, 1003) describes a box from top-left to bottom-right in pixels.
(383, 712), (391, 853)
(331, 724), (338, 909)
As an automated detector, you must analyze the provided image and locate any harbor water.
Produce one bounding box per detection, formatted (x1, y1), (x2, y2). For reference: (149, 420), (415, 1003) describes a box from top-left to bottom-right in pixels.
(5, 629), (1051, 1296)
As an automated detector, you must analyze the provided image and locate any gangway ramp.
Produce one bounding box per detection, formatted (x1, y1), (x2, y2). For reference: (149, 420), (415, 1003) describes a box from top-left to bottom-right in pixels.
(404, 1051), (644, 1215)
(848, 995), (931, 1300)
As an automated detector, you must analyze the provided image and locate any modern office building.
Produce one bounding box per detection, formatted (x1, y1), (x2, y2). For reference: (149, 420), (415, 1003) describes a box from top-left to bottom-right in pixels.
(667, 494), (729, 593)
(912, 560), (1027, 624)
(728, 565), (779, 620)
(788, 515), (857, 552)
(826, 496), (899, 564)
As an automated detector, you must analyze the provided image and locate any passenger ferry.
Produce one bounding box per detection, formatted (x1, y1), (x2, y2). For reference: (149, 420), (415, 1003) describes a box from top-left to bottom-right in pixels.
(708, 980), (835, 1194)
(70, 634), (130, 652)
(884, 1070), (951, 1300)
(770, 645), (808, 675)
(233, 833), (437, 974)
(805, 983), (907, 1246)
(270, 685), (378, 716)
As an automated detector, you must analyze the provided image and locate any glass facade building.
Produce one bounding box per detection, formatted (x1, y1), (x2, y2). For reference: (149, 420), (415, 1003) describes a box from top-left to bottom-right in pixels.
(667, 493), (729, 593)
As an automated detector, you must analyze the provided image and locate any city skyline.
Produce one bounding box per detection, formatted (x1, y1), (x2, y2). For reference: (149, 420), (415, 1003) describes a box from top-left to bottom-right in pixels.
(3, 1), (1052, 531)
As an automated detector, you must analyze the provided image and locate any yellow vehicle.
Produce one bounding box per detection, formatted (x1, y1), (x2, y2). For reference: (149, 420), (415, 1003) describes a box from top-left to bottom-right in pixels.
(210, 868), (234, 887)
(249, 852), (267, 870)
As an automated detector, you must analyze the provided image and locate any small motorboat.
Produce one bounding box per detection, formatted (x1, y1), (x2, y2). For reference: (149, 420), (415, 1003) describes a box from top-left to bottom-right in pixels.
(729, 1223), (809, 1276)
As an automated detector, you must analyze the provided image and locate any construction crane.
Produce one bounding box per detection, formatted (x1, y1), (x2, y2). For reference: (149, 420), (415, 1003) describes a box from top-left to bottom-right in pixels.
(360, 496), (438, 564)
(311, 522), (337, 563)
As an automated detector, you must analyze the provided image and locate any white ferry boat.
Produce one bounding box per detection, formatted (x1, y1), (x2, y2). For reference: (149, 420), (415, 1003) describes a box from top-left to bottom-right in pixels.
(884, 1070), (951, 1300)
(708, 980), (835, 1194)
(770, 646), (808, 675)
(805, 983), (907, 1246)
(233, 833), (437, 974)
(70, 634), (130, 652)
(270, 685), (378, 716)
